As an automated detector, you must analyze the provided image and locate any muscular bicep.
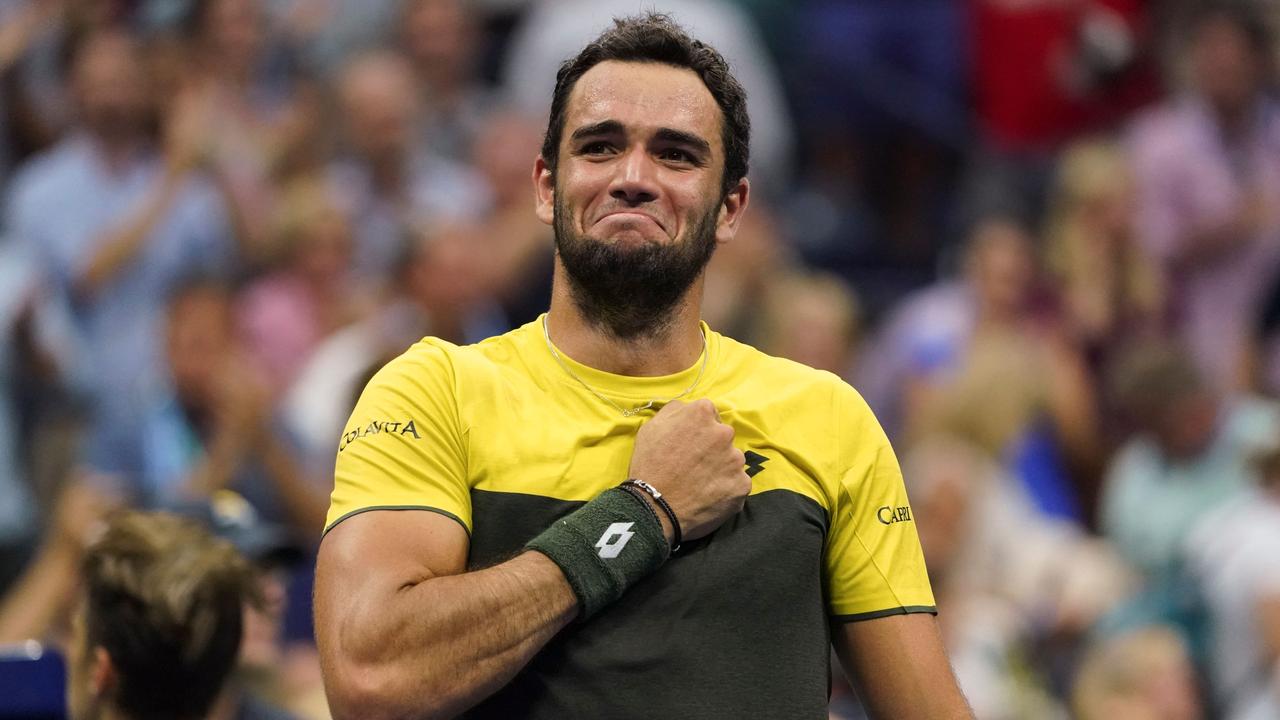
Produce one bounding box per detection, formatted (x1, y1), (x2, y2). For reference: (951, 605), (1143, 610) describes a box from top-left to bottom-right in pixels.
(832, 614), (971, 720)
(315, 510), (469, 660)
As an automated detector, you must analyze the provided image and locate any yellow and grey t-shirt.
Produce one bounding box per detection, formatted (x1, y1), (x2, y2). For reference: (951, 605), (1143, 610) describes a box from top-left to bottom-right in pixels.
(328, 316), (935, 718)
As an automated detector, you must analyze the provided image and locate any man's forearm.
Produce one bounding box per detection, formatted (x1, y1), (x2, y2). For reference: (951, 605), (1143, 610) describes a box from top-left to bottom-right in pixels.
(320, 550), (577, 720)
(79, 174), (184, 295)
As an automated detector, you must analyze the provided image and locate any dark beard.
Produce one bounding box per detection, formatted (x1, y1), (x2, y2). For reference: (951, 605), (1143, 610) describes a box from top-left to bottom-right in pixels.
(554, 197), (718, 340)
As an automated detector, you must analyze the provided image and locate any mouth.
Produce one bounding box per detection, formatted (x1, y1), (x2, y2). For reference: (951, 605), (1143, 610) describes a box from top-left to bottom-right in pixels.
(595, 211), (667, 235)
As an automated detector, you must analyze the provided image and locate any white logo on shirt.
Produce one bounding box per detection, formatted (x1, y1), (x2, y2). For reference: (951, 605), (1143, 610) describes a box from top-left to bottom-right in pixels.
(595, 522), (636, 559)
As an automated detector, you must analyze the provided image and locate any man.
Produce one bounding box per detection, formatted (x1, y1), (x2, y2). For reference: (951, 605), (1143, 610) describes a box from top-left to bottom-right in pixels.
(1184, 440), (1280, 719)
(3, 28), (234, 438)
(1127, 3), (1280, 392)
(1102, 342), (1279, 579)
(65, 511), (258, 720)
(84, 279), (330, 538)
(327, 49), (489, 282)
(316, 14), (969, 719)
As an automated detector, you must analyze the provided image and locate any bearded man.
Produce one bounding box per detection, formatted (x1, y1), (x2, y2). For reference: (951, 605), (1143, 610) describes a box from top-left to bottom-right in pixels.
(315, 13), (970, 719)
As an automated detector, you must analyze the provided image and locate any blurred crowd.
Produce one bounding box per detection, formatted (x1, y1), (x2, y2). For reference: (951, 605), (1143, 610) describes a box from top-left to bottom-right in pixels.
(1, 0), (1280, 718)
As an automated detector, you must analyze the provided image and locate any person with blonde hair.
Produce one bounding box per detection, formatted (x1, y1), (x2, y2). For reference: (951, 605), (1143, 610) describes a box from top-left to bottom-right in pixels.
(1071, 626), (1202, 720)
(1044, 138), (1163, 364)
(65, 511), (259, 720)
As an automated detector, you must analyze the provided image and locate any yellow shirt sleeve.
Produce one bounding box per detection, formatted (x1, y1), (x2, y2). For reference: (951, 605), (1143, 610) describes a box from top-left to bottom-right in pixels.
(823, 386), (936, 621)
(325, 339), (471, 535)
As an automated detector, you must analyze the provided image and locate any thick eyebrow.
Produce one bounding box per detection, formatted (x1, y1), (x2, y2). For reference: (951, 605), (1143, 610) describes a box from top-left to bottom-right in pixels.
(568, 121), (712, 157)
(569, 120), (625, 143)
(653, 128), (712, 156)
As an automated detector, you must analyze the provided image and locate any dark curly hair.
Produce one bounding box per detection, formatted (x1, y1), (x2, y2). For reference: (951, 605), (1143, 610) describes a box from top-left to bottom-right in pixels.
(540, 12), (751, 199)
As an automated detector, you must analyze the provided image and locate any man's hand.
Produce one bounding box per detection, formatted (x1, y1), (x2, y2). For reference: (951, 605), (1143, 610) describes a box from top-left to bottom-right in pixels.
(628, 398), (752, 541)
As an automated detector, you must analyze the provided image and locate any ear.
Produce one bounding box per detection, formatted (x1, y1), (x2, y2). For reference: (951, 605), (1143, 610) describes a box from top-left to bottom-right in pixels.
(90, 646), (116, 698)
(533, 155), (555, 227)
(714, 177), (750, 245)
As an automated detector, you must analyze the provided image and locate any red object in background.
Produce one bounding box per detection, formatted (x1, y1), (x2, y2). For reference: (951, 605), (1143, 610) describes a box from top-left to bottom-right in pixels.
(973, 0), (1160, 152)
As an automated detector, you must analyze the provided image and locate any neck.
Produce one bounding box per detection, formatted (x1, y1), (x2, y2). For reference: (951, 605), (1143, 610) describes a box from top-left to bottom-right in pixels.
(368, 155), (405, 193)
(89, 134), (144, 170)
(545, 263), (705, 376)
(1213, 98), (1255, 139)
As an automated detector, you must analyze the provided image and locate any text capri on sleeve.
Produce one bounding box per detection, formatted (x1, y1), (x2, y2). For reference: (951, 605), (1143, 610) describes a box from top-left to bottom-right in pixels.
(823, 385), (936, 622)
(325, 339), (470, 536)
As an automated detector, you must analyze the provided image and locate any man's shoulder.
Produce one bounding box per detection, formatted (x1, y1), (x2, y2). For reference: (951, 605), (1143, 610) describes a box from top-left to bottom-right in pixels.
(375, 322), (537, 389)
(6, 139), (87, 210)
(716, 332), (871, 415)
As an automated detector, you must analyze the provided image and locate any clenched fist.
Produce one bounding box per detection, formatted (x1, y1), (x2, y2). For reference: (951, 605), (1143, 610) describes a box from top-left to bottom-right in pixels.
(628, 399), (752, 542)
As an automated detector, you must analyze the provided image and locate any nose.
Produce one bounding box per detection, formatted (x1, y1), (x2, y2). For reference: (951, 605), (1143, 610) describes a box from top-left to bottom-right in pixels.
(608, 146), (659, 206)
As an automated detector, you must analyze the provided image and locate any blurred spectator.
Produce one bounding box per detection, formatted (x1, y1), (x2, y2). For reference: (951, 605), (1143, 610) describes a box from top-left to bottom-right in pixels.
(470, 107), (554, 327)
(1184, 439), (1280, 719)
(282, 221), (508, 479)
(755, 270), (861, 377)
(64, 511), (260, 720)
(83, 279), (330, 539)
(904, 435), (1135, 719)
(1128, 2), (1280, 393)
(193, 495), (315, 720)
(270, 0), (401, 78)
(3, 28), (235, 438)
(0, 497), (310, 719)
(328, 49), (489, 282)
(701, 202), (790, 342)
(862, 216), (1100, 520)
(0, 481), (114, 646)
(1102, 342), (1279, 579)
(400, 0), (494, 164)
(236, 177), (368, 394)
(1071, 625), (1203, 720)
(171, 0), (318, 258)
(1044, 138), (1164, 515)
(860, 216), (1042, 433)
(1045, 138), (1164, 397)
(500, 0), (794, 200)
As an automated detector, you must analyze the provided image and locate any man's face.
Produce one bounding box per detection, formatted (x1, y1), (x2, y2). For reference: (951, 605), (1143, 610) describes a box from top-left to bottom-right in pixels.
(534, 60), (748, 337)
(340, 59), (415, 163)
(165, 290), (234, 407)
(204, 0), (264, 64)
(1190, 17), (1262, 115)
(73, 34), (151, 145)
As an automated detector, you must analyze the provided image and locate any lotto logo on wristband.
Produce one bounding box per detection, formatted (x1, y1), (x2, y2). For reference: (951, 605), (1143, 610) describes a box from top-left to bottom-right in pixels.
(595, 522), (636, 559)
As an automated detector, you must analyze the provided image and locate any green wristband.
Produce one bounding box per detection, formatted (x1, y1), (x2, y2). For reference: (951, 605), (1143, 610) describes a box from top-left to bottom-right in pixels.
(525, 487), (670, 619)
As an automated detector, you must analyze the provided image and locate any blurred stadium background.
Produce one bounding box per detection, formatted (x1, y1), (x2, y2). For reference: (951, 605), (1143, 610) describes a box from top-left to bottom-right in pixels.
(1, 0), (1280, 718)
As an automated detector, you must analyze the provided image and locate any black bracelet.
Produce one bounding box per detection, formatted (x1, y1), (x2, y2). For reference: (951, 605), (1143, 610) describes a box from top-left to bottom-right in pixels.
(622, 479), (682, 552)
(617, 483), (663, 528)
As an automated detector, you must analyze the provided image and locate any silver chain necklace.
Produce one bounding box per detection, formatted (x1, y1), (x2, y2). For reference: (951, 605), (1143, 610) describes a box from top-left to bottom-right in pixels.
(541, 314), (709, 417)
